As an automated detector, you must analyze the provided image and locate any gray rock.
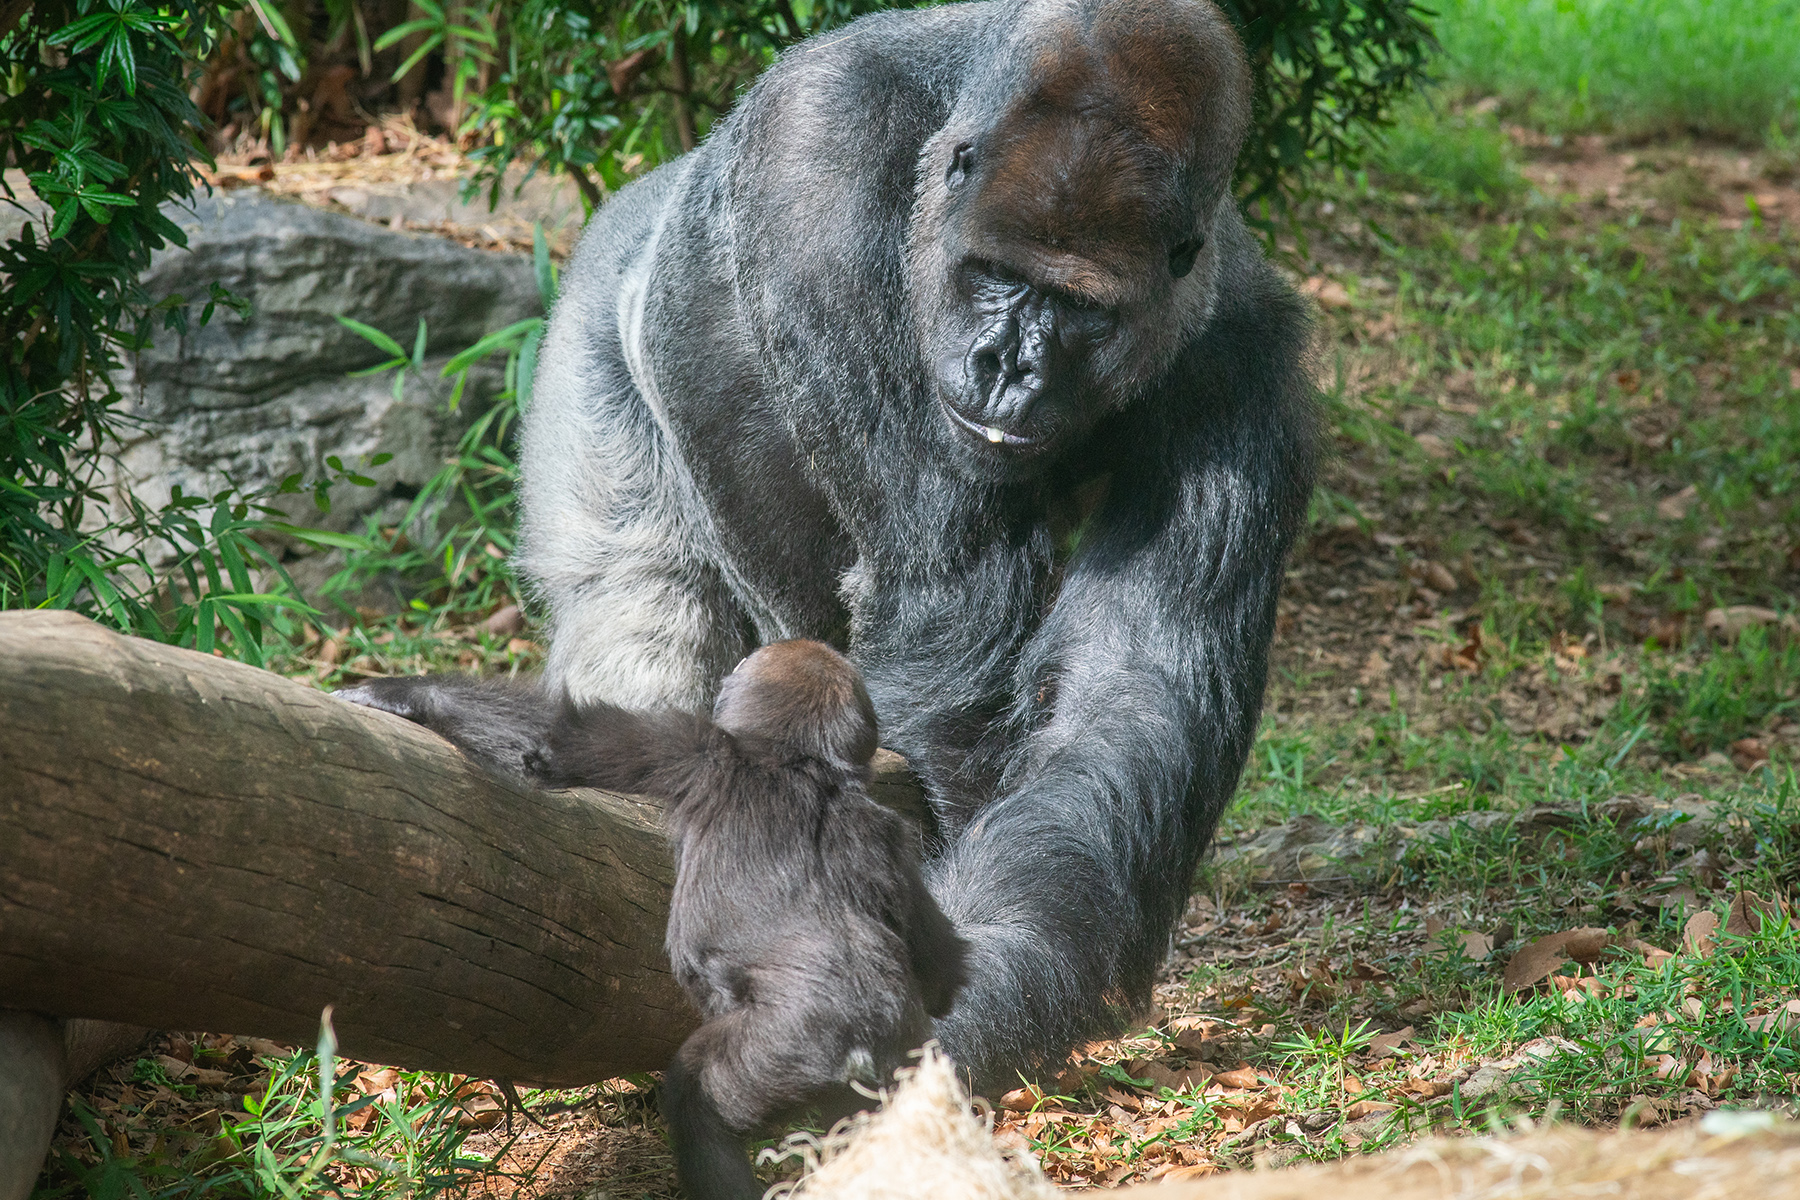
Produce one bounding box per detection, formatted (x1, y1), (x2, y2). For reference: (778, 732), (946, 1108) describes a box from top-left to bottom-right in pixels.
(1208, 813), (1395, 884)
(104, 190), (544, 599)
(1455, 1035), (1580, 1106)
(318, 171), (585, 248)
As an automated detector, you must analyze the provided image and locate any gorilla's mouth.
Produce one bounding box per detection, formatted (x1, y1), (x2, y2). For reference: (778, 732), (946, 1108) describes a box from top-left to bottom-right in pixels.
(940, 398), (1039, 449)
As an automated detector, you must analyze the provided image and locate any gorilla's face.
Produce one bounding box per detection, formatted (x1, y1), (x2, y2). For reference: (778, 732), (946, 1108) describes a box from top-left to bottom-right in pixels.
(931, 254), (1125, 466)
(906, 6), (1250, 483)
(912, 117), (1223, 483)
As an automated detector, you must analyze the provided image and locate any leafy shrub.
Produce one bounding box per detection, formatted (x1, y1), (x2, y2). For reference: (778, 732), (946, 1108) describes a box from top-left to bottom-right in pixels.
(0, 0), (331, 662)
(197, 1), (1435, 223)
(1218, 0), (1438, 220)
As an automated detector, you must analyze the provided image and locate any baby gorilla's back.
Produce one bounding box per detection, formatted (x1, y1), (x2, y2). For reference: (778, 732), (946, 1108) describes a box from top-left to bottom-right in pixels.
(667, 764), (938, 1086)
(659, 770), (953, 1200)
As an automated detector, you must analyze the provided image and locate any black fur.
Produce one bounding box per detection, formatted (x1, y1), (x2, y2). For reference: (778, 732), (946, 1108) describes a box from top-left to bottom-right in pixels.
(342, 0), (1318, 1090)
(336, 674), (557, 779)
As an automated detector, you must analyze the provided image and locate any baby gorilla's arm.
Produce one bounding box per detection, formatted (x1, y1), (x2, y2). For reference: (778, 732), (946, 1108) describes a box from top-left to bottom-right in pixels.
(336, 676), (713, 795)
(531, 701), (715, 794)
(906, 874), (970, 1019)
(335, 675), (562, 779)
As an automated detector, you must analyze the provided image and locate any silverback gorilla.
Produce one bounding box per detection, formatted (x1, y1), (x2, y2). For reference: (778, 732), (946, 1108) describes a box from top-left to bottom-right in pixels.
(351, 0), (1317, 1085)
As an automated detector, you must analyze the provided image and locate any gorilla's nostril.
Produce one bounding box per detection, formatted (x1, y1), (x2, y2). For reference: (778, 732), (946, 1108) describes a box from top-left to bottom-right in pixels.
(973, 349), (1002, 380)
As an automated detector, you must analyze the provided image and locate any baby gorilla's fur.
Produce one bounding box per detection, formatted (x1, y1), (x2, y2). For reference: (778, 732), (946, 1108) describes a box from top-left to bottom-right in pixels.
(340, 641), (968, 1200)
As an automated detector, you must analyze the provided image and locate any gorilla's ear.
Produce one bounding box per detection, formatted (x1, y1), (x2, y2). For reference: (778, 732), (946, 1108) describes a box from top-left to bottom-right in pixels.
(1169, 235), (1203, 279)
(946, 142), (975, 190)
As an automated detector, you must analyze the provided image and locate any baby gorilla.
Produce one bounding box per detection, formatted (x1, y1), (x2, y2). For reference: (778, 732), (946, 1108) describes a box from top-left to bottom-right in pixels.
(342, 641), (967, 1200)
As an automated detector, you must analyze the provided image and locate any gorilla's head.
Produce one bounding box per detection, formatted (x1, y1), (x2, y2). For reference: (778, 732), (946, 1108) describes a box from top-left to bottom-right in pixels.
(714, 639), (879, 770)
(909, 0), (1251, 481)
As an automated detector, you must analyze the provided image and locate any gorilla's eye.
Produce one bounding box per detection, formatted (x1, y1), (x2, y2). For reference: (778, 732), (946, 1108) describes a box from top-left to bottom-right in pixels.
(946, 143), (975, 190)
(1169, 236), (1203, 279)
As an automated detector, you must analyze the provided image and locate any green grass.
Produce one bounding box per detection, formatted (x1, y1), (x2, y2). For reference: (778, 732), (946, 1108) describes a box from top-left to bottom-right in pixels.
(1117, 88), (1800, 1169)
(1642, 627), (1800, 757)
(1438, 916), (1800, 1117)
(1432, 0), (1800, 142)
(35, 1037), (495, 1200)
(1367, 96), (1524, 205)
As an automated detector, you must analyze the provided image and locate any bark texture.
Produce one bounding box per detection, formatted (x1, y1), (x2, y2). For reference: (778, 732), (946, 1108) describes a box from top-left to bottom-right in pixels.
(0, 610), (691, 1085)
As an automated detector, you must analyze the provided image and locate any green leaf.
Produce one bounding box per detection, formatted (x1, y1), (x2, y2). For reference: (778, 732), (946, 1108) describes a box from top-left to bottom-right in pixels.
(346, 356), (409, 378)
(390, 31), (447, 84)
(248, 0), (299, 48)
(441, 318), (541, 376)
(268, 524), (376, 552)
(215, 602), (261, 667)
(334, 315), (408, 359)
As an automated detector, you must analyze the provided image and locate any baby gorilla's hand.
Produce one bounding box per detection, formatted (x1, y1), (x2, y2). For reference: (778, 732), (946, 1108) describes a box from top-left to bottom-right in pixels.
(521, 716), (588, 788)
(334, 674), (561, 781)
(520, 740), (558, 783)
(335, 678), (431, 721)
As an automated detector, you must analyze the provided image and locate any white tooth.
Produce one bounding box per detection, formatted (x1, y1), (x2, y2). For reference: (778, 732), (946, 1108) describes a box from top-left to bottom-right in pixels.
(984, 425), (1004, 443)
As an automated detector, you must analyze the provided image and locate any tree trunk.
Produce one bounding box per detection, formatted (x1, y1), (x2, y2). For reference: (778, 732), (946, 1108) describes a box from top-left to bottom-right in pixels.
(0, 610), (692, 1086)
(667, 25), (698, 153)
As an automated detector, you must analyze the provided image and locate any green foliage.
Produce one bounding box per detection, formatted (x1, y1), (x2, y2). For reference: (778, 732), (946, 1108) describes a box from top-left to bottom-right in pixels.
(1273, 1018), (1376, 1102)
(36, 1021), (492, 1200)
(276, 0), (1436, 222)
(322, 226), (559, 623)
(451, 0), (901, 210)
(193, 0), (379, 157)
(0, 0), (337, 664)
(1433, 0), (1800, 142)
(1643, 628), (1800, 758)
(1218, 0), (1438, 222)
(1438, 914), (1800, 1118)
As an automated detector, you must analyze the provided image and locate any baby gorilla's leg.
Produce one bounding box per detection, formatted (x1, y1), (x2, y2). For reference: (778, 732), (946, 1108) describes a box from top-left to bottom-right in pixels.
(661, 1006), (862, 1200)
(661, 1022), (762, 1200)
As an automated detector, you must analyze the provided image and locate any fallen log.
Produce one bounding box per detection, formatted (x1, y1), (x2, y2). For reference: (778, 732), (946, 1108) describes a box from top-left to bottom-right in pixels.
(0, 610), (691, 1085)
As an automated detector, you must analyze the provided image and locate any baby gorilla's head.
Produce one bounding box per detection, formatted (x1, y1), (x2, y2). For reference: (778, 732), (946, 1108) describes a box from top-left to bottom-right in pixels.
(712, 640), (878, 770)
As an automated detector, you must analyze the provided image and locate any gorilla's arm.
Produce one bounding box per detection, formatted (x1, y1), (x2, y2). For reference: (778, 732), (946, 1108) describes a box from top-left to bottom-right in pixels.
(336, 675), (559, 779)
(924, 270), (1317, 1081)
(532, 703), (715, 796)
